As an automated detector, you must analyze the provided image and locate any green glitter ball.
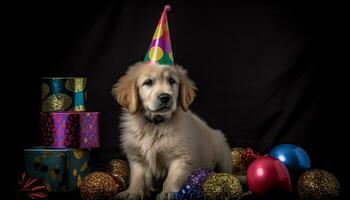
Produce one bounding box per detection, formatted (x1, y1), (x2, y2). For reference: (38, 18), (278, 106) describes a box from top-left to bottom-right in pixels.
(203, 173), (243, 200)
(298, 169), (340, 200)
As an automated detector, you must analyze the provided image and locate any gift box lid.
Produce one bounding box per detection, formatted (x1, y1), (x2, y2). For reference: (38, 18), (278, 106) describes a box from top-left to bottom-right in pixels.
(24, 147), (86, 152)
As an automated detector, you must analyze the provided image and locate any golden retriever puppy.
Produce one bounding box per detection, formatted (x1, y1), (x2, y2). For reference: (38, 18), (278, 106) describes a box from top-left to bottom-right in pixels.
(112, 62), (232, 200)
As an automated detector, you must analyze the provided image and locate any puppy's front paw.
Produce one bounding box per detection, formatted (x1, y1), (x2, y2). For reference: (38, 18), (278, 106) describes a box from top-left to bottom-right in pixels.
(114, 190), (144, 200)
(156, 192), (174, 200)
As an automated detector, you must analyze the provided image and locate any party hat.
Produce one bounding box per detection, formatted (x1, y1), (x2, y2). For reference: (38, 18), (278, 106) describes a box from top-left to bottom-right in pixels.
(144, 5), (174, 66)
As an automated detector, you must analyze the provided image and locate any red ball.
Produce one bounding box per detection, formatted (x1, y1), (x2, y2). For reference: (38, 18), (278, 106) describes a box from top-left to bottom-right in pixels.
(247, 156), (292, 195)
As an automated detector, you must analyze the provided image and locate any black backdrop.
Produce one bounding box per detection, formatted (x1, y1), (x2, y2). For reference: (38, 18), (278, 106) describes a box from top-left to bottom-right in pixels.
(7, 0), (347, 199)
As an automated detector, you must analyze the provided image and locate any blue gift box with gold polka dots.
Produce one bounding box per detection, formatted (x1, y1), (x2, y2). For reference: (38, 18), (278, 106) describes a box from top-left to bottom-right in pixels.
(41, 77), (87, 112)
(24, 147), (90, 192)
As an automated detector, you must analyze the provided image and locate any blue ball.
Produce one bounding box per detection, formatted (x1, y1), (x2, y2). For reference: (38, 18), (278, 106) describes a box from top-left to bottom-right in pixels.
(269, 144), (311, 172)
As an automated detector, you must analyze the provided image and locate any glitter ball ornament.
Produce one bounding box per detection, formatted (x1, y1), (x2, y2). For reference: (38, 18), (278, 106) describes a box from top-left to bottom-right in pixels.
(298, 169), (340, 200)
(174, 184), (203, 200)
(107, 159), (130, 184)
(110, 171), (127, 193)
(79, 172), (118, 200)
(188, 168), (214, 188)
(231, 148), (259, 176)
(203, 173), (243, 200)
(231, 148), (246, 175)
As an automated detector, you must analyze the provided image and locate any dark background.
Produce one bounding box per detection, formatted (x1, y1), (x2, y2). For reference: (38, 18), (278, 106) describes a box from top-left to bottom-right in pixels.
(7, 0), (347, 199)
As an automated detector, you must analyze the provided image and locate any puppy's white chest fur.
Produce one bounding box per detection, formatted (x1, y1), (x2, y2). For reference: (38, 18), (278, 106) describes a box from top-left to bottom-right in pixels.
(120, 112), (182, 179)
(136, 125), (175, 177)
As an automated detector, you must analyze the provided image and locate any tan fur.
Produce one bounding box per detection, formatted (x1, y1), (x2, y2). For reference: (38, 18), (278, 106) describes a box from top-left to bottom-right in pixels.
(178, 68), (197, 111)
(112, 64), (141, 114)
(113, 63), (232, 200)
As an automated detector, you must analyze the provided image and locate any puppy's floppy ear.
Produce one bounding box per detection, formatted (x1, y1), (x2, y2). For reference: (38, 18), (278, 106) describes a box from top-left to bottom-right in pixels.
(177, 66), (197, 111)
(112, 65), (139, 114)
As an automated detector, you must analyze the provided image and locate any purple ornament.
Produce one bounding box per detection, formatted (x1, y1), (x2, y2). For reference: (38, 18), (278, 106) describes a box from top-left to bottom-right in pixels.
(174, 184), (203, 200)
(189, 168), (214, 188)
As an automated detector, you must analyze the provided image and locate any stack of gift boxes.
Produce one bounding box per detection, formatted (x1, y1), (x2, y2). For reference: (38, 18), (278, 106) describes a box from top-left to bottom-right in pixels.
(24, 77), (100, 192)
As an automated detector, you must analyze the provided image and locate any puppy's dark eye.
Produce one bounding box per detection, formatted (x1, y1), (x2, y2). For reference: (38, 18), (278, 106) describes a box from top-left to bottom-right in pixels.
(143, 79), (153, 86)
(168, 77), (176, 85)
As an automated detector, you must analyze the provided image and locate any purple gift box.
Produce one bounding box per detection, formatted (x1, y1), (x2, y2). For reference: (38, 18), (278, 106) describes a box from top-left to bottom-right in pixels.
(41, 112), (100, 148)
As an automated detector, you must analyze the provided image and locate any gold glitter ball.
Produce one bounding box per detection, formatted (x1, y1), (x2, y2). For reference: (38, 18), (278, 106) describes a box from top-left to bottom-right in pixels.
(231, 147), (246, 175)
(110, 172), (127, 193)
(79, 172), (118, 200)
(108, 159), (130, 184)
(298, 169), (340, 200)
(203, 173), (243, 200)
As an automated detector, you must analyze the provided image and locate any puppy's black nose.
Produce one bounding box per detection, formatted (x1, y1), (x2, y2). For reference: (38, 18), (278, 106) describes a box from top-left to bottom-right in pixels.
(158, 93), (171, 104)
